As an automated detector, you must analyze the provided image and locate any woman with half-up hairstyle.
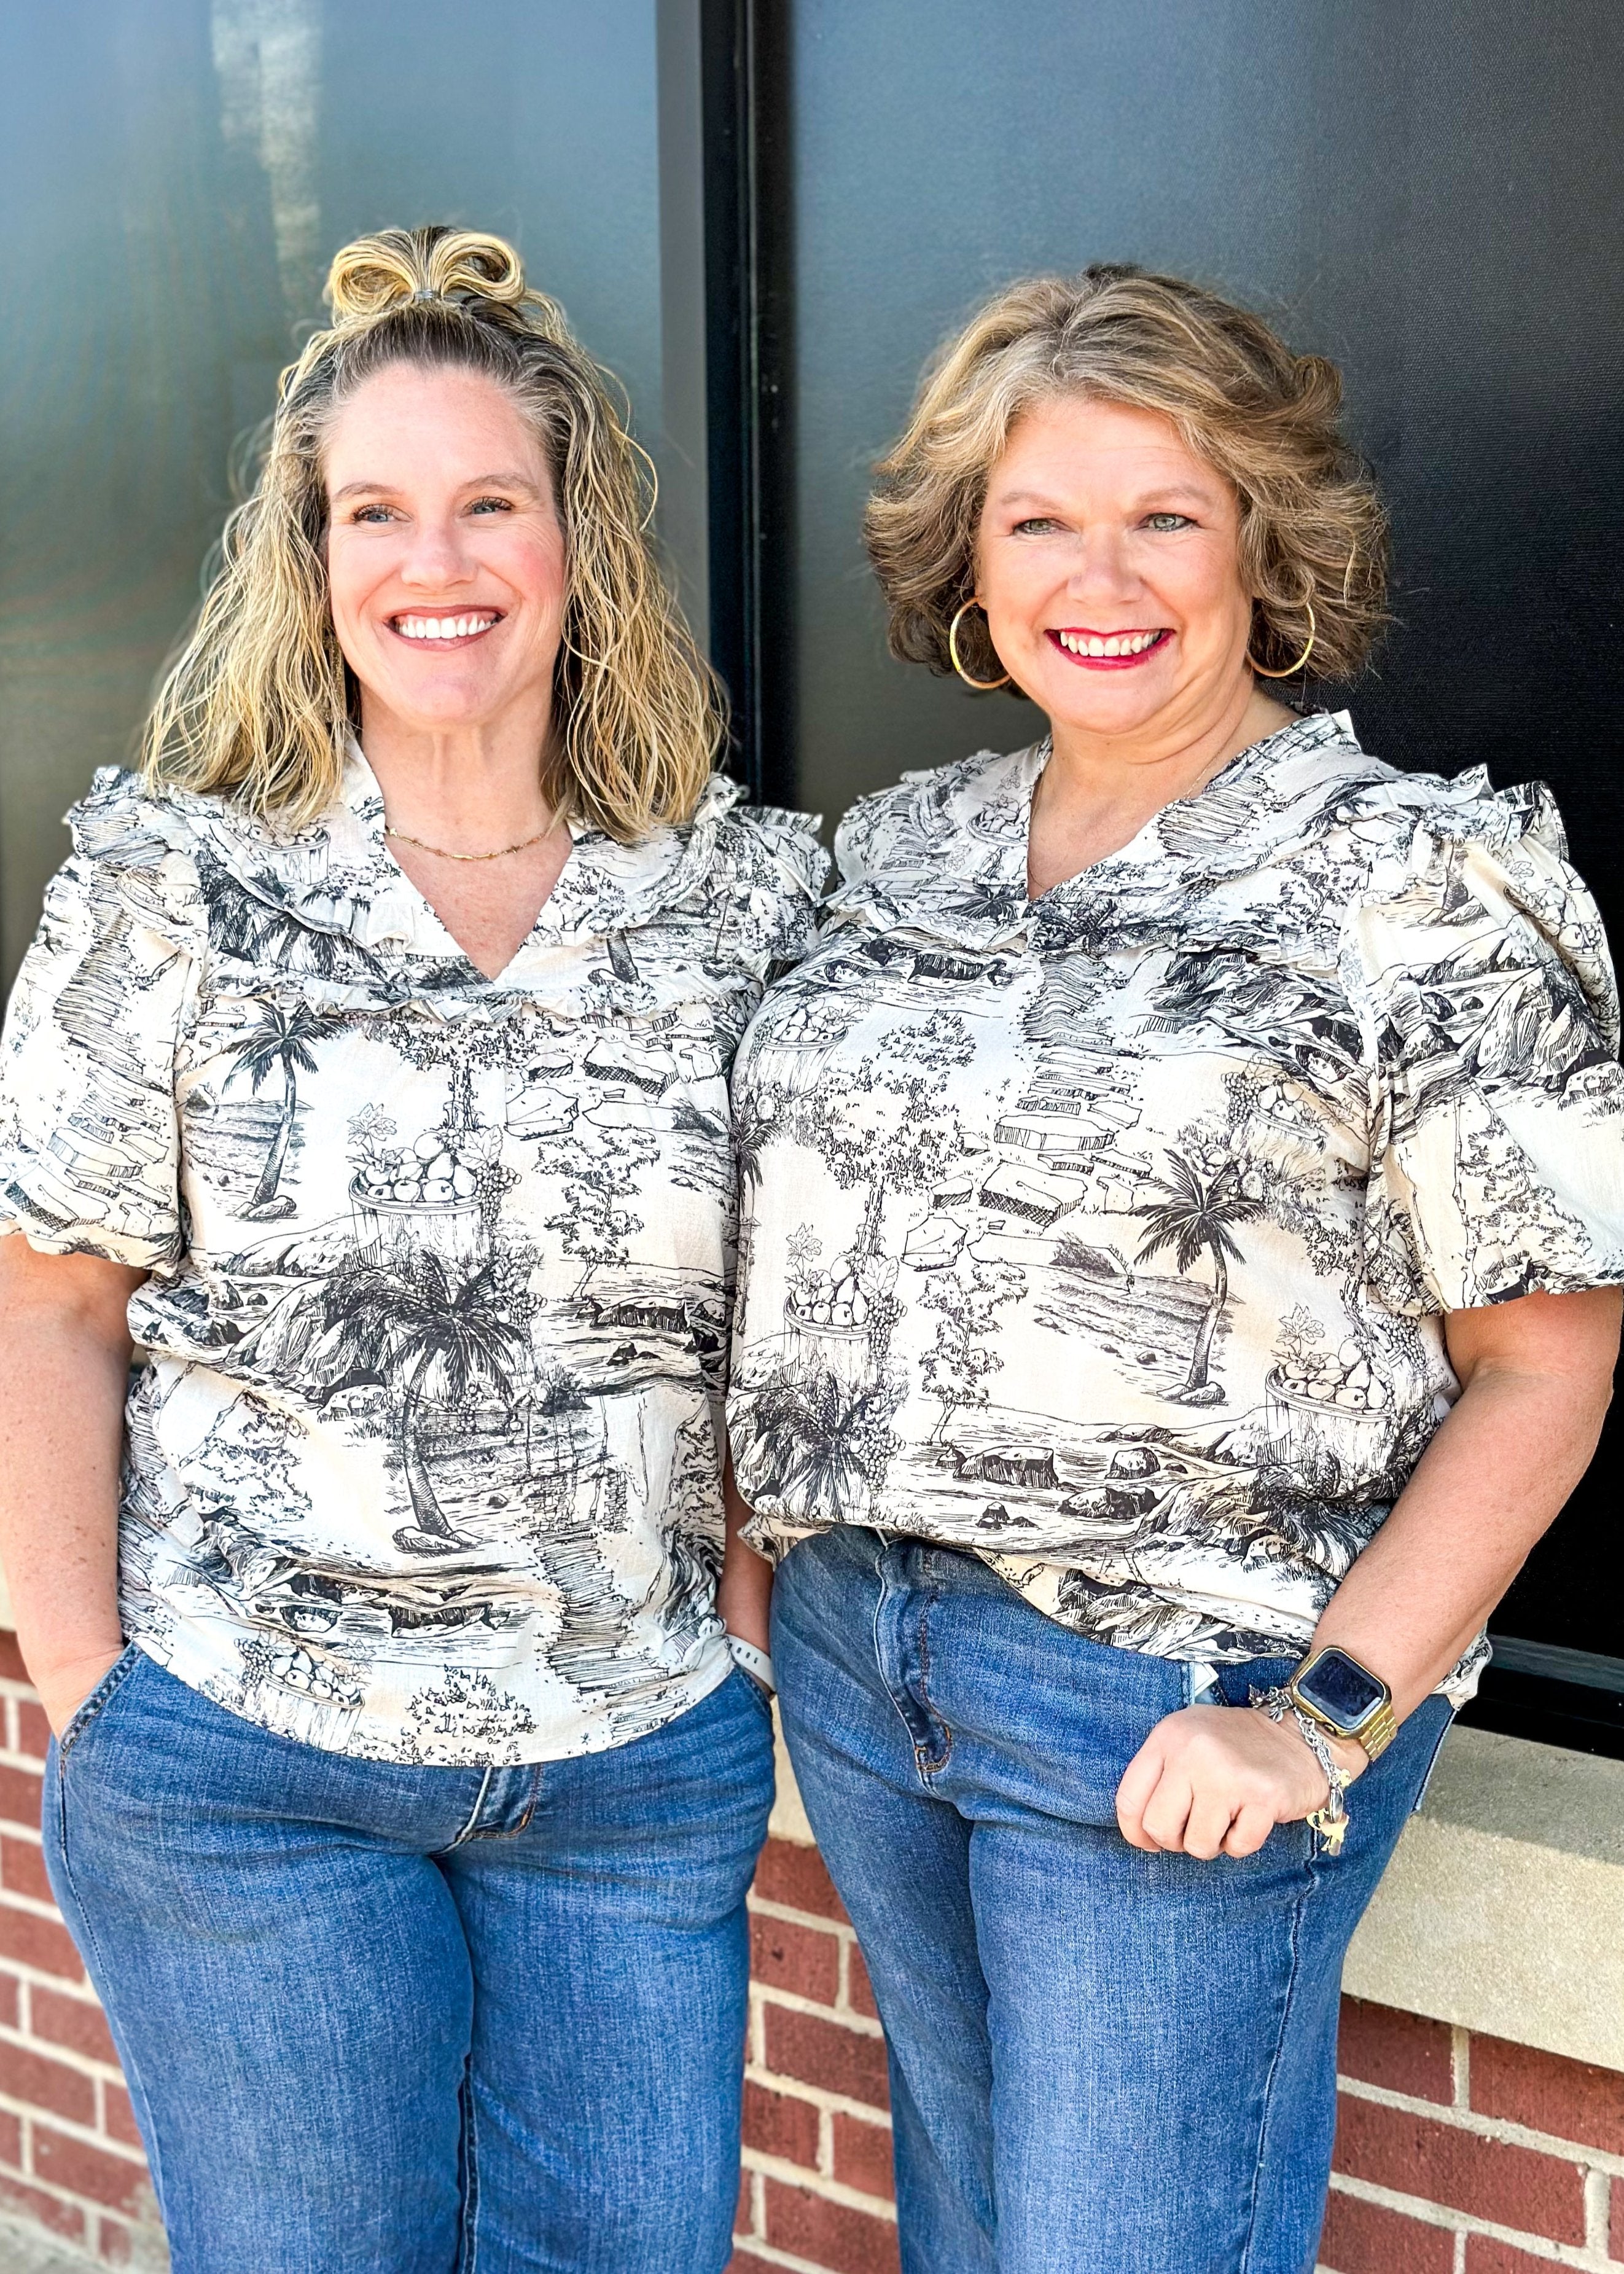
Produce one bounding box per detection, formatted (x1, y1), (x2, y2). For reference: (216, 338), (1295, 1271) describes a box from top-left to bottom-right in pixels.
(726, 265), (1624, 2272)
(0, 225), (822, 2272)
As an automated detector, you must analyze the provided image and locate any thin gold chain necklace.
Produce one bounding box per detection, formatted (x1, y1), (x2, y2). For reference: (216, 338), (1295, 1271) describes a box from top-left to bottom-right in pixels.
(385, 807), (558, 863)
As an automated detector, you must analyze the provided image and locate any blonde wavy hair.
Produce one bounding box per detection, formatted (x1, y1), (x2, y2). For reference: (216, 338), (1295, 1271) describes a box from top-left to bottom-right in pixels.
(865, 264), (1389, 689)
(143, 226), (725, 837)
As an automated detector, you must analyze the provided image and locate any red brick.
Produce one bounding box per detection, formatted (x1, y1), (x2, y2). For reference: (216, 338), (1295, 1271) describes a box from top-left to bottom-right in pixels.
(765, 2176), (900, 2274)
(13, 1701), (52, 1764)
(751, 1912), (840, 2006)
(1319, 2187), (1453, 2274)
(104, 2083), (143, 2150)
(0, 2109), (20, 2167)
(832, 2112), (894, 2200)
(1, 1833), (53, 1904)
(98, 2221), (134, 2265)
(726, 2254), (778, 2274)
(743, 2081), (819, 2167)
(1470, 2032), (1624, 2156)
(1338, 1998), (1453, 2104)
(0, 1969), (20, 2028)
(29, 1985), (119, 2066)
(0, 2170), (87, 2242)
(1334, 2096), (1585, 2243)
(0, 1904), (85, 1980)
(1465, 2240), (1575, 2273)
(0, 2039), (96, 2124)
(848, 1944), (880, 2022)
(754, 1839), (848, 1923)
(1615, 2176), (1624, 2256)
(0, 1635), (29, 1684)
(32, 2125), (150, 2214)
(764, 2006), (891, 2110)
(0, 1765), (44, 1832)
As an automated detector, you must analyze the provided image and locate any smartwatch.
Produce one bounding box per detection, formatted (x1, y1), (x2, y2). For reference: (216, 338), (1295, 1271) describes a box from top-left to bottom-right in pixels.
(1286, 1646), (1397, 1761)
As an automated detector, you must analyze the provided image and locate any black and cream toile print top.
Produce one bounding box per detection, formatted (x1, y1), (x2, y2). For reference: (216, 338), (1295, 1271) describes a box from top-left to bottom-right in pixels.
(728, 713), (1624, 1685)
(0, 749), (824, 1763)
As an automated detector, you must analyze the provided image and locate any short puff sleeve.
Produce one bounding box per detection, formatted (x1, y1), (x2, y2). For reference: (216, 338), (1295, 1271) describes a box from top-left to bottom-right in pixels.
(1350, 778), (1624, 1313)
(0, 770), (203, 1271)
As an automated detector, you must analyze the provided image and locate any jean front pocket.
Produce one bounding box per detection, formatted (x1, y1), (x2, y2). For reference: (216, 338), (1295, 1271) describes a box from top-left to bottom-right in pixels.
(58, 1643), (143, 1762)
(730, 1661), (777, 1726)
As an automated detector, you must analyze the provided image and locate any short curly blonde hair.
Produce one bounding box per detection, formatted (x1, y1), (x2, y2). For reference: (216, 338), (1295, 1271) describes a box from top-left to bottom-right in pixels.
(865, 264), (1389, 689)
(144, 226), (725, 838)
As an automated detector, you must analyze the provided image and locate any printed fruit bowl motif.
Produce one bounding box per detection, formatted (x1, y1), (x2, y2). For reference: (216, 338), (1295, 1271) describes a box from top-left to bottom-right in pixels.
(349, 1130), (491, 1270)
(1265, 1341), (1396, 1480)
(784, 1254), (892, 1386)
(1273, 1340), (1389, 1413)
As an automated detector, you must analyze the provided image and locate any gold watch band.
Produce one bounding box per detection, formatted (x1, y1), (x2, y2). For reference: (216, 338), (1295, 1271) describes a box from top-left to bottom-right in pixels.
(1287, 1674), (1399, 1762)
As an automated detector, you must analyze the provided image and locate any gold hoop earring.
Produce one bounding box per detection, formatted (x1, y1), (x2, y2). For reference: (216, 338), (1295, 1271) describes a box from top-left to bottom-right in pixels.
(948, 599), (1012, 690)
(1248, 600), (1316, 680)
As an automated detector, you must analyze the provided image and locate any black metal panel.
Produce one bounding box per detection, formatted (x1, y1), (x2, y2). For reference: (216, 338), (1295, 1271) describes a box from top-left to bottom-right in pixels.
(746, 0), (1624, 1715)
(697, 0), (795, 800)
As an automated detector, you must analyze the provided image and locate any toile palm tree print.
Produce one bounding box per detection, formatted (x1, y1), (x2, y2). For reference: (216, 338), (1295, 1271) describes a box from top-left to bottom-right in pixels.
(224, 1001), (328, 1217)
(0, 748), (826, 1764)
(728, 713), (1624, 1679)
(312, 1248), (529, 1553)
(1133, 1152), (1263, 1402)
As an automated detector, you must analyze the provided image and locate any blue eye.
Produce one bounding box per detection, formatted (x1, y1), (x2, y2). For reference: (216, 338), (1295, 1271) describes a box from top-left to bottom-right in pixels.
(469, 497), (513, 515)
(1144, 512), (1192, 533)
(1013, 516), (1061, 536)
(351, 504), (396, 525)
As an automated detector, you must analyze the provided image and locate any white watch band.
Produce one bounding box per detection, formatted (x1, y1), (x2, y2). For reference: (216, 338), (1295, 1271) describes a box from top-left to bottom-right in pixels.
(727, 1635), (776, 1695)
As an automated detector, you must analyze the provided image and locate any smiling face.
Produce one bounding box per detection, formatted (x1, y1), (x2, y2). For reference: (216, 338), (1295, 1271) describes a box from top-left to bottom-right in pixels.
(323, 361), (568, 744)
(974, 394), (1255, 752)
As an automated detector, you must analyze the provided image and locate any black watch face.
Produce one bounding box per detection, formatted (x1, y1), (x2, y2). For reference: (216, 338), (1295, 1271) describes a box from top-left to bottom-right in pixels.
(1296, 1650), (1386, 1730)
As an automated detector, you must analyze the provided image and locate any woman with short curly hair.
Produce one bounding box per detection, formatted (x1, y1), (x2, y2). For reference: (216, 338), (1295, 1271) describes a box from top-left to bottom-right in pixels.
(728, 265), (1624, 2272)
(0, 225), (818, 2272)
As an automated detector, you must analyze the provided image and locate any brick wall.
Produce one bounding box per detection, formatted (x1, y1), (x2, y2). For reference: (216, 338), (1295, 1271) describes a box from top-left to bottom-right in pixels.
(0, 1636), (1617, 2274)
(732, 1835), (1624, 2274)
(0, 1638), (160, 2265)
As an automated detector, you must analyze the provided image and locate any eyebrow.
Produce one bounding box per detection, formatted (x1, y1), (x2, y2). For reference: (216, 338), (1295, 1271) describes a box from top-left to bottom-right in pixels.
(992, 483), (1220, 511)
(329, 471), (544, 502)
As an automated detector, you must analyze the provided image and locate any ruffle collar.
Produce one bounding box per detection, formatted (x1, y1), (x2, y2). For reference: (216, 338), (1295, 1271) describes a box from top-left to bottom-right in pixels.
(69, 751), (761, 1022)
(822, 711), (1563, 954)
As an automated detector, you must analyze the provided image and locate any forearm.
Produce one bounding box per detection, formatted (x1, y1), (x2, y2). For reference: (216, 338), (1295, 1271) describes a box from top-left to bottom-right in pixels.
(715, 1452), (773, 1652)
(1309, 1347), (1614, 1724)
(0, 1244), (135, 1698)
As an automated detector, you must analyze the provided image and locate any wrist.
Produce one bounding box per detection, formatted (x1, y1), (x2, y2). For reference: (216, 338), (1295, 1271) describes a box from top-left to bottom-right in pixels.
(1326, 1731), (1371, 1783)
(727, 1634), (776, 1696)
(28, 1639), (127, 1739)
(19, 1633), (125, 1692)
(1287, 1643), (1397, 1764)
(717, 1551), (773, 1655)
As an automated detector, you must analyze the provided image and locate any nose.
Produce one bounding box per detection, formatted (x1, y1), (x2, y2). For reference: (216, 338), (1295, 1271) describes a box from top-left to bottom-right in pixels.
(1066, 525), (1140, 604)
(397, 513), (477, 592)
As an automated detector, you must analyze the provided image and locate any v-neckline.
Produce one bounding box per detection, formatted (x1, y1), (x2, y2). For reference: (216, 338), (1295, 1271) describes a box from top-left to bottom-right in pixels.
(377, 824), (580, 985)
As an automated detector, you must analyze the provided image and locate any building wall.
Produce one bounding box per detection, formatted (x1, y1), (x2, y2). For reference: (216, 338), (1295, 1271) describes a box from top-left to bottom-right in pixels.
(0, 1633), (1619, 2272)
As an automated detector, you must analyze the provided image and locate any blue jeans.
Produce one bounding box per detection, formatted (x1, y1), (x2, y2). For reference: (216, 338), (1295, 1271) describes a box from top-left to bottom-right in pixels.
(42, 1647), (774, 2274)
(772, 1527), (1452, 2274)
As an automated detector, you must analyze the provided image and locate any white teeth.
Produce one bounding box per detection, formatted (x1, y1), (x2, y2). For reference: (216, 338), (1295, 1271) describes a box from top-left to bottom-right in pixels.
(396, 614), (495, 641)
(1056, 629), (1162, 657)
